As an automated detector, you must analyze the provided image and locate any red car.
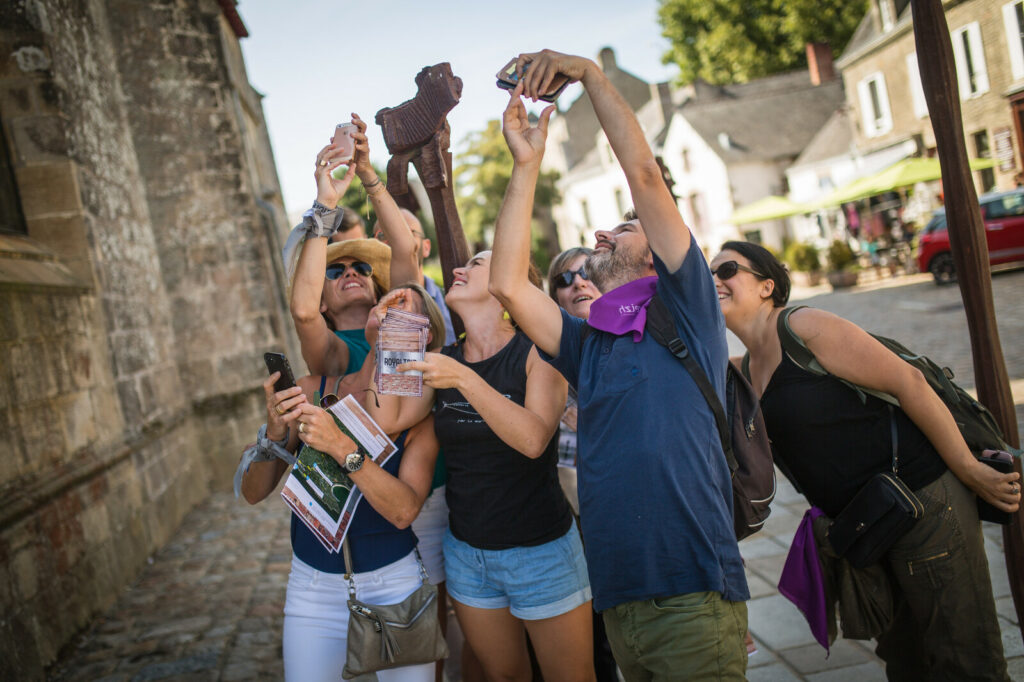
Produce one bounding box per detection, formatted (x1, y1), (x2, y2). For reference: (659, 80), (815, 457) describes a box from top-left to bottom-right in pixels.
(916, 189), (1024, 284)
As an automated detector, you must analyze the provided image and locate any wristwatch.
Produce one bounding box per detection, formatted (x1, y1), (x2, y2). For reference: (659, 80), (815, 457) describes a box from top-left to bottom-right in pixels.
(341, 451), (365, 473)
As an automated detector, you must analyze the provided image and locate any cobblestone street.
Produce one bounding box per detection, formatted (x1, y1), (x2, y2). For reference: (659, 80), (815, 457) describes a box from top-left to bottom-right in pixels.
(49, 270), (1024, 681)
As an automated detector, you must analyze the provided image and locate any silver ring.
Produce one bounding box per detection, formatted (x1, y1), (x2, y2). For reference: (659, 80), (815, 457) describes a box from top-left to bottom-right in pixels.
(298, 422), (306, 434)
(275, 404), (285, 416)
(318, 159), (328, 167)
(1013, 484), (1020, 495)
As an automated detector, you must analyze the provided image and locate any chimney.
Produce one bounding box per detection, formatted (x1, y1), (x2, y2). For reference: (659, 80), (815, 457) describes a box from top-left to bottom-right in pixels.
(598, 47), (617, 72)
(806, 43), (835, 85)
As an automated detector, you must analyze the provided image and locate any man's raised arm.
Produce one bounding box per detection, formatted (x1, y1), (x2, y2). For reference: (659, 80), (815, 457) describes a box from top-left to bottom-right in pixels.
(488, 83), (564, 357)
(518, 50), (691, 271)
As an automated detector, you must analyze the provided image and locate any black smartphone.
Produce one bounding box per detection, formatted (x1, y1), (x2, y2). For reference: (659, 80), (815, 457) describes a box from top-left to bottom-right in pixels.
(263, 352), (296, 393)
(976, 452), (1015, 524)
(495, 58), (570, 103)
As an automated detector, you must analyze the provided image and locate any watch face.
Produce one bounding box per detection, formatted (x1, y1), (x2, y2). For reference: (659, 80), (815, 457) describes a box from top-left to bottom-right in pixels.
(344, 452), (364, 472)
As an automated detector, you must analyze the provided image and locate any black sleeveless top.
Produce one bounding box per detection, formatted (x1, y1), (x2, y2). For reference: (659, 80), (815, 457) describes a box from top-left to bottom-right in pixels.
(434, 331), (571, 549)
(761, 352), (947, 518)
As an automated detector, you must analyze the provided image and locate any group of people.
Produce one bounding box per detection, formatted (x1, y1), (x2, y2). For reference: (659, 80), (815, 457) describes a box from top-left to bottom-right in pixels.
(237, 49), (1021, 682)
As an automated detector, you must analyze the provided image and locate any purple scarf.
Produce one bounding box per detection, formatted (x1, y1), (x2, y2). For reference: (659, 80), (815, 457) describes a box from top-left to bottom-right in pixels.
(778, 507), (829, 652)
(586, 276), (658, 342)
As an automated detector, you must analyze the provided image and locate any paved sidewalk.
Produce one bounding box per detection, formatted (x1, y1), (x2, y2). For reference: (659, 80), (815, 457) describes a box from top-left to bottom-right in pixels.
(50, 270), (1024, 681)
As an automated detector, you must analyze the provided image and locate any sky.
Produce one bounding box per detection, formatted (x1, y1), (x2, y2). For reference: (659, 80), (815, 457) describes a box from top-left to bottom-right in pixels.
(236, 0), (679, 218)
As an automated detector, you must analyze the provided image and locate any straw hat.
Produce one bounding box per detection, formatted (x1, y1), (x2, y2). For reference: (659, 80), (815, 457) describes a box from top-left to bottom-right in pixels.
(324, 238), (391, 294)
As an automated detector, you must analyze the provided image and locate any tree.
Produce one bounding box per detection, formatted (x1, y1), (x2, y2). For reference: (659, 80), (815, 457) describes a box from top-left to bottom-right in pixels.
(454, 119), (562, 272)
(658, 0), (869, 85)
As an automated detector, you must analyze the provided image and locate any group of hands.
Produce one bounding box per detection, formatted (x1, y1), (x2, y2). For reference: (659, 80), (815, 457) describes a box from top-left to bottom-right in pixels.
(312, 51), (598, 206)
(263, 287), (467, 460)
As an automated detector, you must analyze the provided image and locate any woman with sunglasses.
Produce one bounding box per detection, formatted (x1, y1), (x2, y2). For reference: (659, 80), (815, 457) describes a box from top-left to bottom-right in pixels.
(291, 113), (420, 378)
(711, 240), (1018, 679)
(241, 283), (448, 682)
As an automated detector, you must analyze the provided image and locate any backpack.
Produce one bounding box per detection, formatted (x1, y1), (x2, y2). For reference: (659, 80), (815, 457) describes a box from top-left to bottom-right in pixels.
(768, 305), (1021, 458)
(582, 295), (776, 540)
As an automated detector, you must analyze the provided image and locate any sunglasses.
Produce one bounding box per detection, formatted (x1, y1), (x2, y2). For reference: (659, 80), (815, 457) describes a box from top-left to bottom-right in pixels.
(554, 267), (589, 289)
(712, 260), (766, 280)
(326, 261), (373, 280)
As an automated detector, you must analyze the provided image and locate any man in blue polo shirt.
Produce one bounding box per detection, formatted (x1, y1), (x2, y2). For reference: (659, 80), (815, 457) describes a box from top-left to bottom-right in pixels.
(489, 50), (749, 680)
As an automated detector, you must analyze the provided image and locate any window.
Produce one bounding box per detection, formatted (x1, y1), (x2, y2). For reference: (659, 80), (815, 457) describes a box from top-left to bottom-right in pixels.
(0, 125), (27, 235)
(681, 148), (691, 173)
(688, 192), (704, 232)
(580, 199), (593, 228)
(857, 73), (893, 137)
(614, 188), (626, 217)
(952, 22), (989, 97)
(1003, 1), (1024, 80)
(906, 52), (929, 118)
(973, 130), (997, 192)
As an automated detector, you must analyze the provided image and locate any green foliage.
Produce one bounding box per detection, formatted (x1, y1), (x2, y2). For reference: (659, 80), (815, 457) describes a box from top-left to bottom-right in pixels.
(658, 0), (869, 85)
(826, 239), (856, 271)
(784, 242), (821, 272)
(454, 119), (561, 252)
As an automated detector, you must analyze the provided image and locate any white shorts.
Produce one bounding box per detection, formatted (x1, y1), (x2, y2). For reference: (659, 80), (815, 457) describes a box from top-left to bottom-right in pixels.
(411, 485), (448, 585)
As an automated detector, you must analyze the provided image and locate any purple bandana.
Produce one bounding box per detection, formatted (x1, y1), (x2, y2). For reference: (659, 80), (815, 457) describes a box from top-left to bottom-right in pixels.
(778, 507), (829, 652)
(586, 276), (658, 342)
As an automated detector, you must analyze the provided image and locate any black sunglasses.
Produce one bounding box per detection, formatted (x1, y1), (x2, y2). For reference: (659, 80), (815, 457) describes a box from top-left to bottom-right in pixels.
(712, 260), (766, 280)
(326, 261), (373, 280)
(554, 267), (589, 289)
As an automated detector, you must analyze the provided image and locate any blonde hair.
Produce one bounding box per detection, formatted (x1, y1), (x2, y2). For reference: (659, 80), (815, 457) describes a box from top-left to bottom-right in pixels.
(393, 281), (447, 352)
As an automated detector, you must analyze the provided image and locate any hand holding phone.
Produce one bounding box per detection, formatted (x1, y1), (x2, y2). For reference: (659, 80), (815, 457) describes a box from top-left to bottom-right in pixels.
(496, 58), (569, 102)
(264, 352), (297, 394)
(977, 449), (1016, 524)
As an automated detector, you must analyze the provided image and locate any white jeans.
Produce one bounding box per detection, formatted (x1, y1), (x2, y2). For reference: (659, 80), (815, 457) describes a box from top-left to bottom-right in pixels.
(411, 484), (448, 585)
(283, 552), (434, 682)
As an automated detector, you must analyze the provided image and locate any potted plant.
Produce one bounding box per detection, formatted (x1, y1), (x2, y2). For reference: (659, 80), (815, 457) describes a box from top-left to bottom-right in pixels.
(784, 242), (823, 286)
(825, 239), (859, 289)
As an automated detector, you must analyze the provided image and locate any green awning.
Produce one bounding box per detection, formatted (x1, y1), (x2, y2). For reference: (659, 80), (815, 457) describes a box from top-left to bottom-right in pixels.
(729, 195), (809, 225)
(814, 157), (996, 207)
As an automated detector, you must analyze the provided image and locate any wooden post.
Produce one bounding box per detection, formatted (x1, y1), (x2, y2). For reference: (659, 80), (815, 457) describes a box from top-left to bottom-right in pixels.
(911, 0), (1024, 642)
(375, 63), (471, 335)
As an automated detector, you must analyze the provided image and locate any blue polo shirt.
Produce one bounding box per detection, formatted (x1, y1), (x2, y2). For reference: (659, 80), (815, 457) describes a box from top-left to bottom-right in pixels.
(541, 242), (749, 611)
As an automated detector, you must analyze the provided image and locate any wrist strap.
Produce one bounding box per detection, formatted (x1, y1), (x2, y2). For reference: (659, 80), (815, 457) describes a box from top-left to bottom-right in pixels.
(232, 423), (296, 498)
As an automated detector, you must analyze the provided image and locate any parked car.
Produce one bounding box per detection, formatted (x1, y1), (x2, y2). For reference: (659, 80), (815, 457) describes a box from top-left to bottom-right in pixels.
(916, 189), (1024, 284)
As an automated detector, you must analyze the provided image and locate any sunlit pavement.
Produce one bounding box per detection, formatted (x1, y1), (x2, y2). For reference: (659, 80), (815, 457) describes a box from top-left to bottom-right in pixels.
(49, 270), (1024, 681)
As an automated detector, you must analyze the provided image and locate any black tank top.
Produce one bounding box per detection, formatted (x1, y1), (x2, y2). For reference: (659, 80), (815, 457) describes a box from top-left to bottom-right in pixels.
(434, 331), (571, 549)
(761, 352), (947, 518)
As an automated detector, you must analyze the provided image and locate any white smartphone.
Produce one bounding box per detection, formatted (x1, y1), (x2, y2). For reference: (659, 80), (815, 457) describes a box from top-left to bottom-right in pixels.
(333, 123), (357, 162)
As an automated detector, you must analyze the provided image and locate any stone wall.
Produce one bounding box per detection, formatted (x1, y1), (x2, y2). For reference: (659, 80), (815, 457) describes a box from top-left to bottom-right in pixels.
(0, 1), (298, 678)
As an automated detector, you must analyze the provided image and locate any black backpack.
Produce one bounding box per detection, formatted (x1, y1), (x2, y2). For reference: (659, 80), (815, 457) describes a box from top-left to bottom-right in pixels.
(582, 295), (776, 540)
(772, 306), (1021, 458)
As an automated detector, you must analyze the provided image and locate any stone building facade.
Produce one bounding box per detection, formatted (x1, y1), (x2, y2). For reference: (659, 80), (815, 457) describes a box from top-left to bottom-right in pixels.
(839, 0), (1024, 192)
(0, 1), (299, 677)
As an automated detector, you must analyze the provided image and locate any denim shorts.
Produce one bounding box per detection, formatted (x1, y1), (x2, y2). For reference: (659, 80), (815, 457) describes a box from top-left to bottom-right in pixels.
(443, 524), (591, 620)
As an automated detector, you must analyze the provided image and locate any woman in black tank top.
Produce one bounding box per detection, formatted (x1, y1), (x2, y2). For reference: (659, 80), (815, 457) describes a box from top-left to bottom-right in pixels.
(710, 241), (1017, 679)
(369, 251), (596, 682)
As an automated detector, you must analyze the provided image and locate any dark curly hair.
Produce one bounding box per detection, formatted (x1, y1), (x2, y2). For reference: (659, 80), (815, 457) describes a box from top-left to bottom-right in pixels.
(719, 240), (790, 307)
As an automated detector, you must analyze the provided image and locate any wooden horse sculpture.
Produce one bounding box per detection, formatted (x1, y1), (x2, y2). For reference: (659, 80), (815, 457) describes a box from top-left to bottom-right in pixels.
(376, 63), (471, 315)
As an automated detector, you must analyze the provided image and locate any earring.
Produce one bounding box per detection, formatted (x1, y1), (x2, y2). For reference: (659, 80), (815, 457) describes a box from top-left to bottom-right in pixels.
(502, 310), (511, 321)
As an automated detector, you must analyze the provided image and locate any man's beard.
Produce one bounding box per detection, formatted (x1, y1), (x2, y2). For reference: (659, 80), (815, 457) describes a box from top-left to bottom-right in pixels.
(585, 244), (651, 293)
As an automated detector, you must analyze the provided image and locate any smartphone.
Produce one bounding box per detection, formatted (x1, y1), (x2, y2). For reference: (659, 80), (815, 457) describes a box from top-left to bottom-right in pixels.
(264, 352), (297, 393)
(495, 58), (570, 103)
(976, 451), (1015, 524)
(333, 123), (357, 162)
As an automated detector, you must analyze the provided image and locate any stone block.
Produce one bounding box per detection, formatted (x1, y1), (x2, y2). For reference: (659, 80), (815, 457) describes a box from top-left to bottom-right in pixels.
(9, 114), (68, 162)
(62, 390), (98, 453)
(0, 83), (33, 116)
(13, 161), (81, 217)
(10, 548), (38, 600)
(25, 213), (94, 284)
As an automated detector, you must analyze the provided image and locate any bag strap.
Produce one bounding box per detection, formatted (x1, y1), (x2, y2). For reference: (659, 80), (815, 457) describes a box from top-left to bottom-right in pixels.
(741, 352), (752, 382)
(343, 538), (429, 599)
(777, 306), (900, 408)
(889, 404), (899, 474)
(645, 297), (736, 473)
